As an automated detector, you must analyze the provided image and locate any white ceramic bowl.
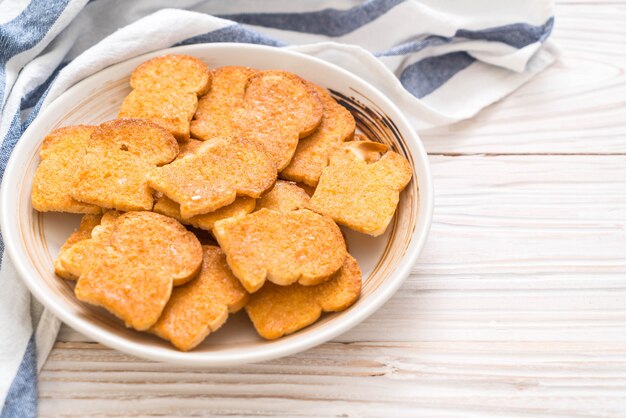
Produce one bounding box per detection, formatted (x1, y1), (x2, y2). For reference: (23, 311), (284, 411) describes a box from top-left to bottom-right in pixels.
(0, 43), (433, 365)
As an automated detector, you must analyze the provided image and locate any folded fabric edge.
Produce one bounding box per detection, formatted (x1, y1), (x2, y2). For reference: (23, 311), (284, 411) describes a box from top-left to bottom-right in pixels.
(417, 39), (560, 129)
(35, 310), (62, 372)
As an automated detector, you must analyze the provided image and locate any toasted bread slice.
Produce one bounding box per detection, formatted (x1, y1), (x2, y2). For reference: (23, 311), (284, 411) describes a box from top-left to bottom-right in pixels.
(150, 246), (249, 351)
(119, 89), (197, 142)
(55, 210), (122, 280)
(71, 119), (178, 212)
(235, 70), (323, 170)
(245, 254), (361, 339)
(57, 210), (124, 281)
(74, 211), (203, 331)
(190, 66), (257, 141)
(57, 219), (116, 281)
(308, 141), (412, 236)
(58, 211), (194, 287)
(255, 180), (309, 213)
(54, 214), (103, 280)
(120, 54), (211, 141)
(153, 195), (255, 232)
(147, 137), (276, 218)
(281, 84), (355, 186)
(213, 208), (346, 293)
(130, 54), (211, 95)
(32, 126), (101, 214)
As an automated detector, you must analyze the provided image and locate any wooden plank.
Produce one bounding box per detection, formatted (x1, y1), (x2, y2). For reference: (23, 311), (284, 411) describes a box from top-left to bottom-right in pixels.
(40, 341), (626, 417)
(421, 4), (626, 155)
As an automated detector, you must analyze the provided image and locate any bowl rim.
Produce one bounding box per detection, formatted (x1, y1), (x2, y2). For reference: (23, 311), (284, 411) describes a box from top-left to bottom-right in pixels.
(0, 43), (433, 366)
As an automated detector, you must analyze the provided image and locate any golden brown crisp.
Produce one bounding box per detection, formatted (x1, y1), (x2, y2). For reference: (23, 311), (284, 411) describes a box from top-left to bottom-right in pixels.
(54, 214), (103, 280)
(153, 195), (255, 232)
(31, 126), (101, 214)
(150, 246), (249, 351)
(213, 208), (347, 293)
(147, 137), (276, 218)
(71, 119), (178, 212)
(118, 89), (197, 142)
(281, 84), (355, 186)
(235, 70), (323, 170)
(59, 211), (193, 287)
(120, 54), (211, 141)
(130, 54), (211, 95)
(246, 254), (361, 339)
(57, 213), (119, 281)
(74, 211), (203, 331)
(308, 141), (412, 236)
(190, 66), (258, 141)
(255, 180), (310, 213)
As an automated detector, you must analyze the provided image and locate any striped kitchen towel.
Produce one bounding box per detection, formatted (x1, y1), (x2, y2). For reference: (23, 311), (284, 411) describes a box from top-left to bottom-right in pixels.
(0, 1), (557, 416)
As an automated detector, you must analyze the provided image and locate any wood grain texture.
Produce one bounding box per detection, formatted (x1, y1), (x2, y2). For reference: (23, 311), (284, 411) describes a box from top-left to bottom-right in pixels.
(40, 341), (626, 418)
(41, 2), (626, 417)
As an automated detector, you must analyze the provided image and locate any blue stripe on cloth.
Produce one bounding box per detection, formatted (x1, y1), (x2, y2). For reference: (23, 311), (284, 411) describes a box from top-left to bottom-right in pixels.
(0, 111), (21, 181)
(176, 25), (284, 48)
(378, 17), (554, 57)
(21, 63), (68, 110)
(22, 70), (62, 133)
(0, 0), (71, 107)
(400, 51), (475, 99)
(456, 16), (554, 49)
(218, 0), (405, 37)
(1, 335), (37, 418)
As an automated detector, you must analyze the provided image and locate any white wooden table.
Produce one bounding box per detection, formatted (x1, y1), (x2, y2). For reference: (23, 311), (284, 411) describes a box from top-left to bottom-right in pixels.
(40, 2), (626, 416)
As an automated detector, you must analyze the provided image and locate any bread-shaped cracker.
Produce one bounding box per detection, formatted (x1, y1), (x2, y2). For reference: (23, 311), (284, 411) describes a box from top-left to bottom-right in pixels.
(235, 70), (323, 170)
(72, 119), (178, 212)
(213, 208), (347, 293)
(308, 141), (412, 236)
(154, 195), (255, 232)
(255, 180), (309, 213)
(74, 212), (203, 331)
(32, 126), (101, 214)
(281, 84), (355, 186)
(150, 246), (249, 351)
(119, 89), (197, 142)
(147, 137), (276, 218)
(119, 54), (211, 141)
(58, 211), (196, 287)
(246, 254), (361, 339)
(129, 54), (211, 95)
(57, 211), (122, 281)
(190, 66), (257, 141)
(150, 139), (256, 231)
(54, 214), (102, 280)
